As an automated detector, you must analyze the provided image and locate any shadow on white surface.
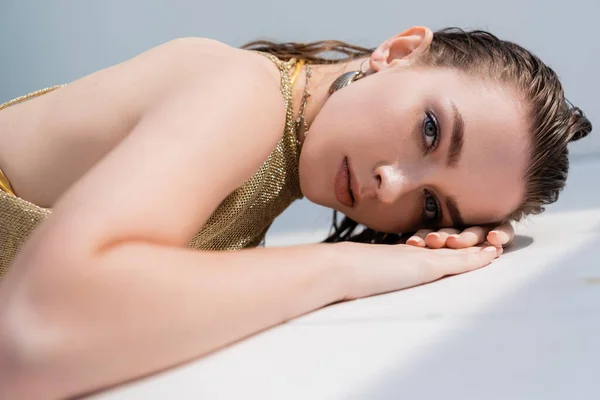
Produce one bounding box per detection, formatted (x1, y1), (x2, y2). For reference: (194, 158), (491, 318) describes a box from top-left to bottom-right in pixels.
(352, 225), (600, 400)
(502, 234), (534, 254)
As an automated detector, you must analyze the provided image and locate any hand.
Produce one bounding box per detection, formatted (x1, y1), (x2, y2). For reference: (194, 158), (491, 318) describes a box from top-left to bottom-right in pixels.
(343, 242), (500, 300)
(404, 221), (514, 254)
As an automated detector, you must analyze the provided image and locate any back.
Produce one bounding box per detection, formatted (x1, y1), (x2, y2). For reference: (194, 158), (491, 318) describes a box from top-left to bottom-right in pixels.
(0, 38), (235, 207)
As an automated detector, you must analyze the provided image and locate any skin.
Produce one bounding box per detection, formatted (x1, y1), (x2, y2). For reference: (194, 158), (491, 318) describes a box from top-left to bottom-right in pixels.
(301, 65), (526, 229)
(0, 27), (525, 398)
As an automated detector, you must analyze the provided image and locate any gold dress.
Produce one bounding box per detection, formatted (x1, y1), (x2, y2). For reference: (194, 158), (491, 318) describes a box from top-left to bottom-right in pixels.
(0, 52), (304, 277)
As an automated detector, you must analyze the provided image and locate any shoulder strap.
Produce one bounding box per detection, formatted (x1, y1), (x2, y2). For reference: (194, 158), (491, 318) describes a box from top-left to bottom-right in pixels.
(251, 51), (301, 156)
(0, 85), (65, 111)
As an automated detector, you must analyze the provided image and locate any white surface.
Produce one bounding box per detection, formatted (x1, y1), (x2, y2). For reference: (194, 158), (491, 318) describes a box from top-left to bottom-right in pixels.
(91, 156), (600, 400)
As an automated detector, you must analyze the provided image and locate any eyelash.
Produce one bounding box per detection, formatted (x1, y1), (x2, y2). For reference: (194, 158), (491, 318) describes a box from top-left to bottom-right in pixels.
(421, 110), (441, 154)
(422, 189), (442, 225)
(421, 110), (442, 225)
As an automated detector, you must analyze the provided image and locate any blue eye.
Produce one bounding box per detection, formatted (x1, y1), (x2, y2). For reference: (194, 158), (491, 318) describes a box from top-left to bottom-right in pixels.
(422, 111), (440, 152)
(423, 189), (441, 223)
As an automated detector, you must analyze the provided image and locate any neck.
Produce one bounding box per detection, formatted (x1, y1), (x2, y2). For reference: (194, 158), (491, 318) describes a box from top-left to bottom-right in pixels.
(291, 58), (369, 147)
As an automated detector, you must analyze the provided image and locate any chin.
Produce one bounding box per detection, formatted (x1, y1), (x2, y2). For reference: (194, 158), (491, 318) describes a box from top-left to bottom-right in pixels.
(298, 174), (333, 210)
(298, 156), (319, 202)
(298, 143), (338, 209)
(299, 177), (323, 205)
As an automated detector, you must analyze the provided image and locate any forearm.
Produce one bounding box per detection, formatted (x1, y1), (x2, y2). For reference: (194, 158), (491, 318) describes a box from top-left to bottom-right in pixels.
(0, 241), (347, 399)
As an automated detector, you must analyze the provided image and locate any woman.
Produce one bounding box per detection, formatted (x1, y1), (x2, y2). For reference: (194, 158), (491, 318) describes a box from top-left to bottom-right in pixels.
(0, 26), (591, 398)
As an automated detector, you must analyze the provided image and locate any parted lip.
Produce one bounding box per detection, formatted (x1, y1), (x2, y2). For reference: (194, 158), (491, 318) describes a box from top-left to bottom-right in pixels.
(334, 157), (352, 208)
(347, 157), (361, 208)
(334, 156), (361, 209)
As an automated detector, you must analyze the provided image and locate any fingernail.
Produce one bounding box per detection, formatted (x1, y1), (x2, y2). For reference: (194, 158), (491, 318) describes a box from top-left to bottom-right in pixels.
(428, 233), (440, 239)
(484, 247), (496, 253)
(490, 230), (508, 243)
(407, 237), (422, 244)
(448, 234), (460, 240)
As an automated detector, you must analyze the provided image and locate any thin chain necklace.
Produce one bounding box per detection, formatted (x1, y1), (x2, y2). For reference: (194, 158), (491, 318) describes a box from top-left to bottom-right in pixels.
(294, 62), (312, 150)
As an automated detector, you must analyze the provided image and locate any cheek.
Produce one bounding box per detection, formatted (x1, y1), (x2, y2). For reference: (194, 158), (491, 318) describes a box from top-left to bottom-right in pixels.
(322, 96), (383, 135)
(300, 78), (425, 208)
(350, 191), (423, 233)
(328, 101), (414, 160)
(319, 77), (408, 133)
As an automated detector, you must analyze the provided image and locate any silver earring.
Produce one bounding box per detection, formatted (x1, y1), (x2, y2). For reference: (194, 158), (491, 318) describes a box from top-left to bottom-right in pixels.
(329, 59), (369, 94)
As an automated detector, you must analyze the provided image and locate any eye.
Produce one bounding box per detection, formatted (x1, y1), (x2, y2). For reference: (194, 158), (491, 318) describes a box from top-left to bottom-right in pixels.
(422, 110), (440, 153)
(423, 189), (441, 224)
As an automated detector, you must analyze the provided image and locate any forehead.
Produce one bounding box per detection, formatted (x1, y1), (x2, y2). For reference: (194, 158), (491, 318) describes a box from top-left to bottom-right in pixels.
(428, 68), (530, 225)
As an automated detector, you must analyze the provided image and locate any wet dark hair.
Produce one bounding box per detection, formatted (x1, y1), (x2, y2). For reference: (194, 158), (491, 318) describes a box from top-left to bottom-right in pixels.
(243, 28), (592, 244)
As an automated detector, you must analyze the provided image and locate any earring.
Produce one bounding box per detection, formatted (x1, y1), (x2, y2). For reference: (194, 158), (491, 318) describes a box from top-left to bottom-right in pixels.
(329, 59), (369, 94)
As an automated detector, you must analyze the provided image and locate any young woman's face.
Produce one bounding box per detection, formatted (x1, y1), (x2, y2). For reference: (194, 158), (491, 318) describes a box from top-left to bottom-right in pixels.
(299, 66), (530, 233)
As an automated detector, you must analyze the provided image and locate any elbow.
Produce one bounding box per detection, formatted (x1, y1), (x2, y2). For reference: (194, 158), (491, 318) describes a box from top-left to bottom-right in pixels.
(0, 252), (90, 399)
(0, 295), (58, 399)
(0, 285), (85, 399)
(0, 311), (40, 399)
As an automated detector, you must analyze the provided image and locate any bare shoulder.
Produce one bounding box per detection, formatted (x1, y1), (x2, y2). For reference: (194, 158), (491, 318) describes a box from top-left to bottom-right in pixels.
(121, 37), (286, 132)
(154, 37), (289, 142)
(143, 37), (282, 90)
(145, 37), (287, 139)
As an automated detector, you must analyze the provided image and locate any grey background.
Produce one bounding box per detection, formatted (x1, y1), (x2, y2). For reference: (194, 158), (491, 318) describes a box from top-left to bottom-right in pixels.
(1, 0), (598, 235)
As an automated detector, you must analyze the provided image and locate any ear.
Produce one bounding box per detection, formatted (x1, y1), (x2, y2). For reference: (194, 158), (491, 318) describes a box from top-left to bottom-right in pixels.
(370, 26), (433, 72)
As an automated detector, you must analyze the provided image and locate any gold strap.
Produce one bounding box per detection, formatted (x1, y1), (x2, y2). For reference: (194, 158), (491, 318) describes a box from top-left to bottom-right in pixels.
(290, 60), (305, 88)
(0, 166), (14, 195)
(0, 85), (65, 111)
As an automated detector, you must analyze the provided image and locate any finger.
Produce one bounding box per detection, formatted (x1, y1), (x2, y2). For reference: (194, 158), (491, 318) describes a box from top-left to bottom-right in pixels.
(451, 244), (502, 257)
(425, 228), (461, 249)
(406, 229), (433, 248)
(496, 246), (504, 257)
(439, 246), (497, 276)
(487, 222), (515, 247)
(446, 226), (493, 249)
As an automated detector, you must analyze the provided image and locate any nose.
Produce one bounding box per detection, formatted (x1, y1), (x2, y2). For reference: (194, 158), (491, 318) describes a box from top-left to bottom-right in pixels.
(374, 164), (416, 205)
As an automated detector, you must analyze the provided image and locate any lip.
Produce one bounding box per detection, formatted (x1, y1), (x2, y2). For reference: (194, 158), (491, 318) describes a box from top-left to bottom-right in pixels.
(347, 158), (361, 208)
(334, 156), (360, 209)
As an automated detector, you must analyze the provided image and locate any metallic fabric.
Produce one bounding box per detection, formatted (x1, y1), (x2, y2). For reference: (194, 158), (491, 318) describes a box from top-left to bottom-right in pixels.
(188, 53), (303, 250)
(0, 52), (303, 277)
(0, 191), (51, 277)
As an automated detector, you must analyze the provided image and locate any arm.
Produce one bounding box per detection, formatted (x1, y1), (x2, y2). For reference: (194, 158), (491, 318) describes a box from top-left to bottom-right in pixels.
(0, 46), (497, 399)
(1, 240), (347, 399)
(0, 46), (344, 398)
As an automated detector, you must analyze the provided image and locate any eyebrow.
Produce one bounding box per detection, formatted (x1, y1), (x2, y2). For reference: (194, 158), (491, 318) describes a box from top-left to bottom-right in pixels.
(446, 196), (465, 228)
(447, 102), (464, 168)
